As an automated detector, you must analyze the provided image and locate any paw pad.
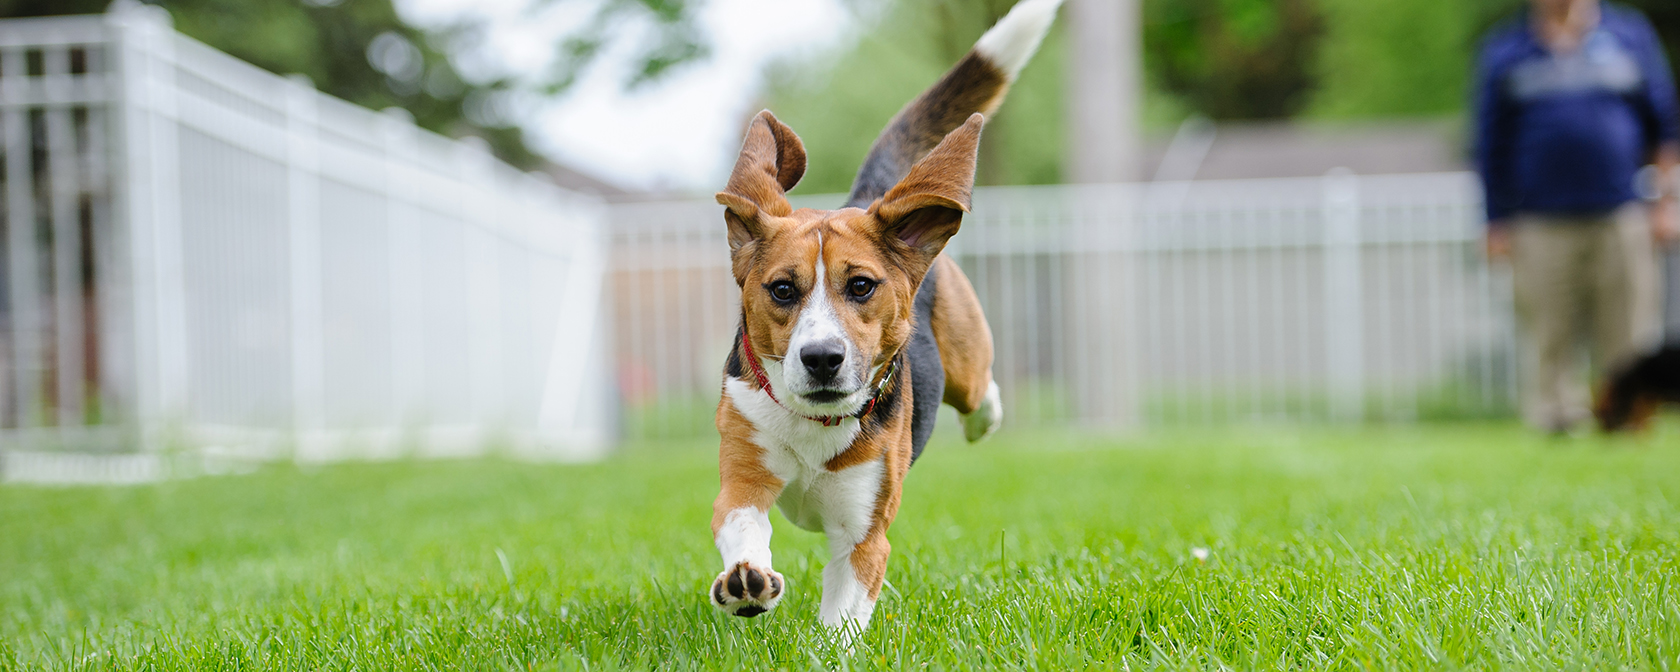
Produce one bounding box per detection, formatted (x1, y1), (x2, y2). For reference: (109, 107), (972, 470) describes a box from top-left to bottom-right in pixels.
(711, 562), (784, 618)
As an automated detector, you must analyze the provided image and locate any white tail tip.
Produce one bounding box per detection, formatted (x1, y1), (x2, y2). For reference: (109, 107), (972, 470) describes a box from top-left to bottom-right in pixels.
(974, 0), (1065, 78)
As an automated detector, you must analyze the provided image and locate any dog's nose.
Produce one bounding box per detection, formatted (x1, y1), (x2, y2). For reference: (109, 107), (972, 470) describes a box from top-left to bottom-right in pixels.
(799, 340), (846, 382)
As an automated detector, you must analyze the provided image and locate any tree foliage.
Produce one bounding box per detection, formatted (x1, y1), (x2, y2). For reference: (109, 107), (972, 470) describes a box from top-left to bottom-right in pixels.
(1145, 0), (1322, 120)
(0, 0), (739, 171)
(1311, 0), (1680, 120)
(12, 0), (1672, 190)
(767, 0), (1679, 190)
(1305, 0), (1487, 119)
(537, 0), (710, 95)
(1, 0), (549, 169)
(1151, 0), (1678, 122)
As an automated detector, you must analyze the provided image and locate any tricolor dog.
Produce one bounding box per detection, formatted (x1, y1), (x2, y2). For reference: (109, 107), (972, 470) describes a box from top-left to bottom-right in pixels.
(706, 0), (1062, 632)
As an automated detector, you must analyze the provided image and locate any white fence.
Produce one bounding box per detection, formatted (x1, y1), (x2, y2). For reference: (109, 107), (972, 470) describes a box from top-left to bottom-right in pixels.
(18, 8), (1660, 458)
(0, 7), (610, 461)
(610, 172), (1521, 436)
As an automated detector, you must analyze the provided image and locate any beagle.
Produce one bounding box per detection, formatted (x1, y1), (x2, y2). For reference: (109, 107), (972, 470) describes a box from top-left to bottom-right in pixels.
(706, 0), (1062, 632)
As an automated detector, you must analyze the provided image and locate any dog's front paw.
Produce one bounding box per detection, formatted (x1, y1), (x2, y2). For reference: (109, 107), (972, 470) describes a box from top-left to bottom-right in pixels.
(710, 562), (784, 617)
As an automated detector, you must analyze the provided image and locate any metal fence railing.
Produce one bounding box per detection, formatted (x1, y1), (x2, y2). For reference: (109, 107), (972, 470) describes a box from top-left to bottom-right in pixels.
(609, 171), (1521, 437)
(0, 6), (610, 460)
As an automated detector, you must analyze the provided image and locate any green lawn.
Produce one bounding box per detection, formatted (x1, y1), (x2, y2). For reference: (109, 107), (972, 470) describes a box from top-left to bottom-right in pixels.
(3, 424), (1679, 670)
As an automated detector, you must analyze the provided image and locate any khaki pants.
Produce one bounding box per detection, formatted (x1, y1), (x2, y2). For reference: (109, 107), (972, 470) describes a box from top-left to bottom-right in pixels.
(1511, 204), (1664, 431)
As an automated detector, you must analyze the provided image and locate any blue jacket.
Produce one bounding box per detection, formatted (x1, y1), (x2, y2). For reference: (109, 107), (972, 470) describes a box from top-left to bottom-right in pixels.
(1474, 4), (1679, 224)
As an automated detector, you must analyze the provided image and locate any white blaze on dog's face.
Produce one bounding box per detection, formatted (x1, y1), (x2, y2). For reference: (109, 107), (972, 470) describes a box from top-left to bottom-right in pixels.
(717, 111), (983, 416)
(783, 235), (846, 396)
(741, 217), (907, 415)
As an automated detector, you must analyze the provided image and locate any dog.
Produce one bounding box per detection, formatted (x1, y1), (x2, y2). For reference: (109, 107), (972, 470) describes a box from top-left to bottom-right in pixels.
(704, 0), (1062, 632)
(1595, 345), (1680, 432)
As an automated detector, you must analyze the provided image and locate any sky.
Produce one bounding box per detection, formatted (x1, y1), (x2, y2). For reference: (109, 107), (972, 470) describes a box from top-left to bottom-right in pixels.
(398, 0), (855, 193)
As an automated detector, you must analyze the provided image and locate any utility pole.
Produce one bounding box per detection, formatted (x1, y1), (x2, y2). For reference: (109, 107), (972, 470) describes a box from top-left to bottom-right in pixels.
(1065, 0), (1140, 183)
(1063, 0), (1142, 428)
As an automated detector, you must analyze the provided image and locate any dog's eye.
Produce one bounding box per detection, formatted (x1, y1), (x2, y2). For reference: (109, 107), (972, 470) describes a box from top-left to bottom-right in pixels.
(848, 277), (877, 300)
(768, 281), (797, 304)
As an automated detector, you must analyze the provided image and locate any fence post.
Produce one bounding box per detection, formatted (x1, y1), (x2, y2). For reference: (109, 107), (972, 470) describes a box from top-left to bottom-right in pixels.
(284, 74), (325, 452)
(1323, 168), (1364, 422)
(458, 138), (504, 441)
(45, 46), (86, 429)
(1069, 183), (1139, 427)
(85, 58), (119, 439)
(2, 47), (42, 432)
(537, 189), (608, 454)
(109, 3), (187, 451)
(381, 108), (424, 433)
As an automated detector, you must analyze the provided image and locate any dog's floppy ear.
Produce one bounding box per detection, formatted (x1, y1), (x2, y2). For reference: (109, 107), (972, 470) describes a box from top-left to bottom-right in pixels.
(870, 113), (983, 274)
(716, 110), (807, 255)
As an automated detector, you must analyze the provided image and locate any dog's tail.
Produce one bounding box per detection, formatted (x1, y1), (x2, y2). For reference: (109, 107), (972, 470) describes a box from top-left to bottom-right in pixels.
(842, 0), (1063, 209)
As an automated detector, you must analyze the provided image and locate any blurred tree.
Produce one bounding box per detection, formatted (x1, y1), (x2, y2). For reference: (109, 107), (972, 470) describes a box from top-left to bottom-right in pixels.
(1144, 0), (1322, 120)
(1313, 0), (1679, 120)
(537, 0), (710, 96)
(1306, 0), (1481, 119)
(9, 0), (1669, 182)
(0, 0), (547, 168)
(765, 0), (1332, 191)
(767, 0), (1679, 192)
(0, 0), (715, 171)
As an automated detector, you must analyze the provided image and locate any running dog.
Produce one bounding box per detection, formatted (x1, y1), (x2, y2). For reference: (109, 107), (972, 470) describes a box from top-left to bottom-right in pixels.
(705, 0), (1062, 631)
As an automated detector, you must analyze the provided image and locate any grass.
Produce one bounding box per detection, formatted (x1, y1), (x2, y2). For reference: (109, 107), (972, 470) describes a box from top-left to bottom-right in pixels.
(3, 423), (1679, 670)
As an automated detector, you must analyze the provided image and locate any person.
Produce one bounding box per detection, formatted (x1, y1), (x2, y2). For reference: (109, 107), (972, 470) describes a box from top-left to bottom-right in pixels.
(1475, 0), (1680, 433)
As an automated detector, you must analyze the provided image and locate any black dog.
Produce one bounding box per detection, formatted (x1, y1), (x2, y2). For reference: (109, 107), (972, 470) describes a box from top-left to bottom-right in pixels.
(1596, 345), (1680, 432)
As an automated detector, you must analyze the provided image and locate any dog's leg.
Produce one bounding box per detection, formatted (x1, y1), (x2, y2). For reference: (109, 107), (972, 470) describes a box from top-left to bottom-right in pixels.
(820, 529), (890, 635)
(815, 457), (901, 635)
(929, 255), (1001, 442)
(961, 381), (1003, 443)
(710, 435), (787, 618)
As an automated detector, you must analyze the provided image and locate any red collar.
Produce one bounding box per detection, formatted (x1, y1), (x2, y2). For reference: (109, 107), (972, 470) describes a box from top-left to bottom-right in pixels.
(738, 330), (896, 427)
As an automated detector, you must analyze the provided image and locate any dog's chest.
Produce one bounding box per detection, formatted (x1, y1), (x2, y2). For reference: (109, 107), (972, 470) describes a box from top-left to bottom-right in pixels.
(724, 378), (884, 538)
